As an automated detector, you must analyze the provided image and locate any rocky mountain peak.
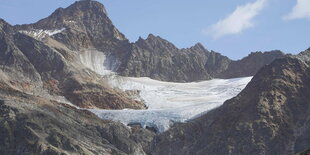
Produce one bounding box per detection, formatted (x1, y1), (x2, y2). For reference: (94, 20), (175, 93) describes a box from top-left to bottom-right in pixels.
(0, 19), (12, 33)
(146, 33), (158, 40)
(145, 34), (166, 43)
(0, 18), (7, 27)
(190, 43), (207, 51)
(296, 48), (310, 63)
(71, 0), (107, 14)
(135, 34), (177, 52)
(32, 0), (109, 29)
(62, 0), (108, 19)
(15, 0), (127, 51)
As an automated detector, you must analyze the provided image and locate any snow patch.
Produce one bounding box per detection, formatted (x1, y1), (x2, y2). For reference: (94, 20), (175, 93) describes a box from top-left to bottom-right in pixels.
(19, 28), (65, 40)
(79, 50), (120, 75)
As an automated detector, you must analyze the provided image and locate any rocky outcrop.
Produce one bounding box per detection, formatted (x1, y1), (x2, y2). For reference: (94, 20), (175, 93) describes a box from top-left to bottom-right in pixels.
(152, 57), (310, 155)
(118, 33), (284, 82)
(118, 35), (215, 82)
(296, 149), (310, 155)
(296, 48), (310, 63)
(216, 50), (286, 78)
(1, 17), (145, 110)
(0, 95), (155, 155)
(15, 0), (128, 52)
(0, 19), (44, 94)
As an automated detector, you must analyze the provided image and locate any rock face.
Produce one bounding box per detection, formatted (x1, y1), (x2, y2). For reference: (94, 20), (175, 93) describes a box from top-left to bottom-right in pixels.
(117, 34), (284, 82)
(152, 56), (310, 155)
(216, 50), (286, 79)
(15, 0), (127, 52)
(0, 95), (155, 155)
(117, 33), (284, 82)
(1, 12), (145, 110)
(15, 0), (285, 82)
(118, 35), (213, 82)
(296, 149), (310, 155)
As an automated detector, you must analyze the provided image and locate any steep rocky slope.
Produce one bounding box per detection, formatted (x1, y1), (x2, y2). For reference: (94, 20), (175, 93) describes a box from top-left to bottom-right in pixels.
(15, 0), (128, 52)
(118, 35), (213, 82)
(296, 149), (310, 155)
(15, 0), (284, 82)
(1, 16), (145, 110)
(216, 50), (285, 78)
(0, 94), (154, 155)
(152, 56), (310, 155)
(117, 33), (284, 82)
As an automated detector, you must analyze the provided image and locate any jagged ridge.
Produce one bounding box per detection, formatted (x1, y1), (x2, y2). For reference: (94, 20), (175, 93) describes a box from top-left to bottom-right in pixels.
(14, 0), (285, 82)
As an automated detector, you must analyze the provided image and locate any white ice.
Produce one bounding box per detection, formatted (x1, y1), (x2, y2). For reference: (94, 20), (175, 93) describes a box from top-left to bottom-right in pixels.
(90, 76), (252, 132)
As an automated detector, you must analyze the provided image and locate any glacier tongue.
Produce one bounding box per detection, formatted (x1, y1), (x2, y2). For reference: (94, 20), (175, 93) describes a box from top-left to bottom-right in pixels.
(90, 76), (252, 133)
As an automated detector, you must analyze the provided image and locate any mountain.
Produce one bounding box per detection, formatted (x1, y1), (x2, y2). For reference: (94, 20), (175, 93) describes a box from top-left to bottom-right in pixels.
(15, 0), (284, 82)
(15, 0), (127, 51)
(0, 1), (307, 154)
(117, 35), (213, 82)
(151, 55), (310, 155)
(117, 33), (285, 82)
(1, 13), (145, 110)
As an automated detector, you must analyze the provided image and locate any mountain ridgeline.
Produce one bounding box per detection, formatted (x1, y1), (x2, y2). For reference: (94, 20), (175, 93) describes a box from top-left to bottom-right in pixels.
(0, 0), (309, 155)
(15, 0), (285, 82)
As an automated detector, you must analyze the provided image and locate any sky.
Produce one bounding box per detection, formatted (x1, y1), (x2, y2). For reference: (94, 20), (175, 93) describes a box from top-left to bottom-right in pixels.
(0, 0), (309, 60)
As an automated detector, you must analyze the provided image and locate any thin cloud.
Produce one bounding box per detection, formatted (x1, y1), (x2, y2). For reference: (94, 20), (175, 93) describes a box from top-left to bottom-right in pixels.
(203, 0), (267, 39)
(283, 0), (310, 20)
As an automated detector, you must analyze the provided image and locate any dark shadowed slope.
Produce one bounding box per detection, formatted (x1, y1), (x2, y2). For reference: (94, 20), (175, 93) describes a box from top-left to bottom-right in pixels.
(0, 95), (154, 155)
(152, 55), (310, 155)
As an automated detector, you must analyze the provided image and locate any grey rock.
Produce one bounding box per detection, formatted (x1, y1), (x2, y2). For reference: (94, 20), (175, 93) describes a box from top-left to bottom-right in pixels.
(15, 0), (127, 52)
(1, 17), (145, 109)
(216, 50), (286, 79)
(118, 35), (214, 82)
(152, 57), (310, 155)
(14, 0), (285, 82)
(0, 96), (154, 155)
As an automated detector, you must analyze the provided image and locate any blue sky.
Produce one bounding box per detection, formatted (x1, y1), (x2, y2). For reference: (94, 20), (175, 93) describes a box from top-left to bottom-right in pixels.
(0, 0), (309, 60)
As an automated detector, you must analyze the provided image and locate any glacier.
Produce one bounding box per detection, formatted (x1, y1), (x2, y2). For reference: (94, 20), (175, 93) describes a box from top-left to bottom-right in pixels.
(78, 50), (252, 132)
(90, 76), (252, 132)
